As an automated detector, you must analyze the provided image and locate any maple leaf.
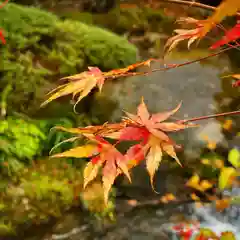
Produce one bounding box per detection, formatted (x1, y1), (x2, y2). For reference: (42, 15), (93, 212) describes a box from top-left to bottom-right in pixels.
(41, 59), (160, 112)
(220, 231), (236, 240)
(211, 22), (240, 49)
(53, 122), (126, 139)
(202, 0), (240, 36)
(108, 98), (197, 189)
(186, 174), (213, 192)
(164, 17), (205, 53)
(165, 0), (240, 53)
(218, 167), (237, 190)
(52, 135), (131, 204)
(215, 198), (231, 212)
(41, 67), (105, 112)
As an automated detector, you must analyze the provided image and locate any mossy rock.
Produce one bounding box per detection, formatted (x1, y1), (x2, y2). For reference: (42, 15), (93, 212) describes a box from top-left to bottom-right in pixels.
(0, 3), (137, 114)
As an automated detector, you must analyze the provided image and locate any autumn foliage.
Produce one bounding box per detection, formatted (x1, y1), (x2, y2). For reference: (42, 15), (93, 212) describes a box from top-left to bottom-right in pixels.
(37, 0), (240, 208)
(50, 99), (197, 204)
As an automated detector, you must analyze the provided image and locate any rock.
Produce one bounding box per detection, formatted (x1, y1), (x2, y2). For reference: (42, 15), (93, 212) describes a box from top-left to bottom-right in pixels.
(104, 56), (230, 160)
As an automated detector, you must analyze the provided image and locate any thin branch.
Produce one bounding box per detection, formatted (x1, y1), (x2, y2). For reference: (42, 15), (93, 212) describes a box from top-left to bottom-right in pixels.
(151, 46), (231, 73)
(179, 110), (240, 123)
(160, 0), (240, 16)
(106, 47), (232, 80)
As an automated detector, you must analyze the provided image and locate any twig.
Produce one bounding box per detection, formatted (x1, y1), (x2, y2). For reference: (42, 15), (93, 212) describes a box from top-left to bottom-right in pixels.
(151, 46), (232, 73)
(179, 110), (240, 123)
(160, 0), (240, 16)
(106, 47), (232, 80)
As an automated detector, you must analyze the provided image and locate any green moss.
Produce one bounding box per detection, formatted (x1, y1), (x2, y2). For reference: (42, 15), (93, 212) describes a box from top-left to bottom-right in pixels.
(0, 117), (46, 172)
(0, 3), (137, 113)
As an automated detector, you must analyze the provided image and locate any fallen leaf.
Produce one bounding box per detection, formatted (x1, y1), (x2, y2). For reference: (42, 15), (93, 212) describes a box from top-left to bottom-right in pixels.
(186, 174), (213, 192)
(219, 167), (237, 190)
(228, 148), (240, 168)
(216, 198), (231, 212)
(220, 231), (236, 240)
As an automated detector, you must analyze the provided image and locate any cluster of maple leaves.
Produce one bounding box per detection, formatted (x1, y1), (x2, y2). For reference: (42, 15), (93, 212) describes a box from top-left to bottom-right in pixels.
(38, 0), (240, 205)
(50, 98), (196, 204)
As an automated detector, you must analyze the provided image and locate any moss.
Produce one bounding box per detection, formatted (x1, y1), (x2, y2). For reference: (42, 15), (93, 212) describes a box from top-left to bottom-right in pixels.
(0, 3), (137, 114)
(0, 117), (46, 170)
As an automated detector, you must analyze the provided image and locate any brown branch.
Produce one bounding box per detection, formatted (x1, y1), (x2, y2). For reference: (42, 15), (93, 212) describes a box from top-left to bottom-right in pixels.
(159, 0), (240, 16)
(151, 46), (231, 73)
(106, 47), (232, 80)
(179, 110), (240, 123)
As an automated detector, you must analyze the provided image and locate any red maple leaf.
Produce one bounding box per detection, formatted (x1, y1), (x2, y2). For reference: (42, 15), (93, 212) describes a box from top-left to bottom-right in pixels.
(107, 98), (197, 190)
(210, 21), (240, 49)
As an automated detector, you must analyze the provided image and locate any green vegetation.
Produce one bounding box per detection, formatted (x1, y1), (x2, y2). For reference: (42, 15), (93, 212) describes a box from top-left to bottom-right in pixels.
(0, 3), (137, 114)
(60, 5), (175, 34)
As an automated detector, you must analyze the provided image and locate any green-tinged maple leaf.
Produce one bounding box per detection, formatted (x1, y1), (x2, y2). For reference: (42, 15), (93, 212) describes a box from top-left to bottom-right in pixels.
(195, 228), (218, 240)
(228, 148), (240, 168)
(219, 167), (237, 190)
(220, 231), (236, 240)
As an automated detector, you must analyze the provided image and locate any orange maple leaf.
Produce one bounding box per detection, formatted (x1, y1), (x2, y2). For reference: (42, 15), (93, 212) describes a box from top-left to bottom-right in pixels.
(165, 0), (240, 53)
(41, 67), (105, 112)
(164, 17), (205, 53)
(107, 98), (197, 190)
(52, 135), (133, 204)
